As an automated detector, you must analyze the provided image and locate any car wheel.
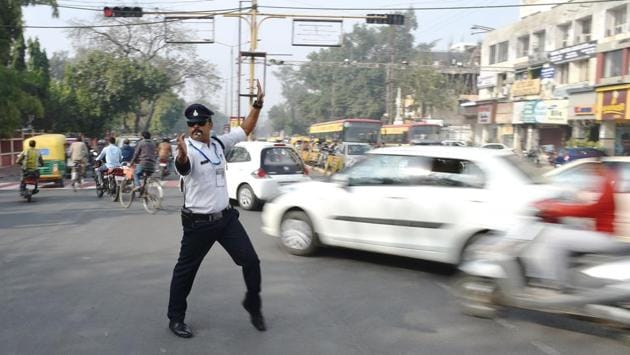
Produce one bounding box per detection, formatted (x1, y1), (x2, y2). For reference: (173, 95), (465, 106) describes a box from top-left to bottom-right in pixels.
(280, 210), (318, 256)
(237, 184), (260, 210)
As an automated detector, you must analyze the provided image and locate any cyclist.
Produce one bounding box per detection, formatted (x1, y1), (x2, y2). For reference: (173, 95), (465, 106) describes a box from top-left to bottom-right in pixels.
(131, 131), (157, 188)
(69, 134), (88, 185)
(16, 140), (44, 193)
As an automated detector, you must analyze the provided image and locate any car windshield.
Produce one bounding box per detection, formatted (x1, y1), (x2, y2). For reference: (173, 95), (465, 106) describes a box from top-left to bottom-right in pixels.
(261, 147), (304, 175)
(347, 144), (371, 155)
(500, 155), (545, 184)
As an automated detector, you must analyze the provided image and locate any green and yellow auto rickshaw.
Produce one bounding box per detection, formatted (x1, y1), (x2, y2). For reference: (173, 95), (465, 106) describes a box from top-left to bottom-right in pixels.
(23, 134), (66, 187)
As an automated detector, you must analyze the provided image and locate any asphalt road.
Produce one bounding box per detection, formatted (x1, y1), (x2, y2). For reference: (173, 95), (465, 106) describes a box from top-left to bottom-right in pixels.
(1, 186), (629, 355)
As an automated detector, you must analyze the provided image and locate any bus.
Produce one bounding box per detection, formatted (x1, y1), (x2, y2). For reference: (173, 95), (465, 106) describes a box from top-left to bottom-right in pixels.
(380, 122), (443, 146)
(309, 118), (382, 145)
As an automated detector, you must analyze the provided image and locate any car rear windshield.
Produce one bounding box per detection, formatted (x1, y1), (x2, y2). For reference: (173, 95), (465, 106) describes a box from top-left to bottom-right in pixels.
(261, 147), (304, 175)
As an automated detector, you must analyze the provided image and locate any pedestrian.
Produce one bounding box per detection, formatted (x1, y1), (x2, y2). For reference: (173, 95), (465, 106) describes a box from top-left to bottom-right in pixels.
(167, 80), (265, 338)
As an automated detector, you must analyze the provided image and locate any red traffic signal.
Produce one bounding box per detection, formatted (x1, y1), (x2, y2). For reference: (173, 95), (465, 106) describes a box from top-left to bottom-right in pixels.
(103, 6), (143, 18)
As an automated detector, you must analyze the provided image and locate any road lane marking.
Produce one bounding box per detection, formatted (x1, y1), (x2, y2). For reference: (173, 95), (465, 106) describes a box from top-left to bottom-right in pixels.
(531, 340), (561, 355)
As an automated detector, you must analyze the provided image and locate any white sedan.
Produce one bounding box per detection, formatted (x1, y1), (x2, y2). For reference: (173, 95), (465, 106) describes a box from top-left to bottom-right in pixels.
(262, 146), (556, 264)
(226, 141), (311, 210)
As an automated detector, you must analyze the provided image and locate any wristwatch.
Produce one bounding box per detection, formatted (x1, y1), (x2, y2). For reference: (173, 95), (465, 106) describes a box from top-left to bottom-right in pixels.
(253, 100), (263, 109)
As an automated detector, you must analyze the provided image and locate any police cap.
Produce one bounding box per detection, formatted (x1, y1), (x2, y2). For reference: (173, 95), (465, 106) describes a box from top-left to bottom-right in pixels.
(184, 103), (214, 123)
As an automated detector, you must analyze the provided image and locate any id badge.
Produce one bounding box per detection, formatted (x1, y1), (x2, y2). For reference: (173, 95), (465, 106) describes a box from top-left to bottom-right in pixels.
(216, 167), (226, 187)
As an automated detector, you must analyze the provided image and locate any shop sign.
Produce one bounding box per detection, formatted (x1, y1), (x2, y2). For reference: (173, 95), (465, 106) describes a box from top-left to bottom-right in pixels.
(477, 104), (494, 124)
(512, 79), (541, 97)
(573, 106), (594, 116)
(548, 41), (597, 64)
(541, 67), (555, 79)
(477, 72), (497, 88)
(597, 87), (629, 120)
(519, 100), (568, 124)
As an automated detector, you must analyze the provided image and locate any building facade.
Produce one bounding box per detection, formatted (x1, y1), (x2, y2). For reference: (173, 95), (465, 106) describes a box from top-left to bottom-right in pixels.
(473, 0), (630, 155)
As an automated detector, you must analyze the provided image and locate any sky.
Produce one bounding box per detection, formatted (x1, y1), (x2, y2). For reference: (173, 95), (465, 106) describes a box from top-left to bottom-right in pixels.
(22, 0), (520, 119)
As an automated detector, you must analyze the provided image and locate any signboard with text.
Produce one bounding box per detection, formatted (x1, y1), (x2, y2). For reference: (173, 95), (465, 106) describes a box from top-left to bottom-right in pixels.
(512, 79), (541, 97)
(292, 19), (343, 47)
(477, 104), (495, 124)
(597, 86), (629, 120)
(549, 40), (597, 64)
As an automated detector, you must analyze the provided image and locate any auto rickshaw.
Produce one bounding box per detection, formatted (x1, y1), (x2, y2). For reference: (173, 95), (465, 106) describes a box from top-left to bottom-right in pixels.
(23, 134), (66, 187)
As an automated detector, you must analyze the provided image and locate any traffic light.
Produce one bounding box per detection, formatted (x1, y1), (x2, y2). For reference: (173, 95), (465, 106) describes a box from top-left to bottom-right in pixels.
(366, 13), (405, 25)
(103, 6), (143, 18)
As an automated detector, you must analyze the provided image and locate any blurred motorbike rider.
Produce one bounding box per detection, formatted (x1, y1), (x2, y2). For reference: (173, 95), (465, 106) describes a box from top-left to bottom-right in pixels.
(95, 137), (122, 185)
(16, 140), (44, 193)
(158, 138), (173, 175)
(526, 162), (627, 290)
(131, 131), (157, 187)
(121, 139), (135, 163)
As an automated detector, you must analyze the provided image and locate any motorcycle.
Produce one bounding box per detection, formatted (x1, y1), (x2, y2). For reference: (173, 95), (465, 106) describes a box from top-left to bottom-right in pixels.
(20, 171), (39, 202)
(94, 161), (125, 201)
(159, 158), (170, 179)
(455, 213), (630, 331)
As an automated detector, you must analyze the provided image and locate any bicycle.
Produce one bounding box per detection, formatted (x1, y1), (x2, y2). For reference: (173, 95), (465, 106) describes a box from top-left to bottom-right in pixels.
(119, 167), (163, 214)
(71, 160), (84, 192)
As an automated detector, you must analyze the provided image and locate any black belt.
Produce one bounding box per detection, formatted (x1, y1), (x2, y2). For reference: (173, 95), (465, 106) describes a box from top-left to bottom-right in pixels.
(184, 205), (232, 222)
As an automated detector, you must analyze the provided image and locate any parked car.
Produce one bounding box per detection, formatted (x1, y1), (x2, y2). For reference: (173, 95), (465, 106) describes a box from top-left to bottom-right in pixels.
(262, 146), (557, 264)
(481, 143), (510, 150)
(544, 157), (630, 237)
(226, 141), (311, 210)
(553, 147), (606, 167)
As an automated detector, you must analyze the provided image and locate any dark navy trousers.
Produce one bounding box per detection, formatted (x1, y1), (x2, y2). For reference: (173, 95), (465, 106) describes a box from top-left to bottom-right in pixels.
(167, 208), (261, 323)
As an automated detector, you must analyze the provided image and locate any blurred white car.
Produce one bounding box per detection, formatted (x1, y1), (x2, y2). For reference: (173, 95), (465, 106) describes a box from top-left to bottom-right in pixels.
(544, 157), (630, 237)
(481, 143), (510, 150)
(262, 146), (556, 264)
(226, 141), (311, 210)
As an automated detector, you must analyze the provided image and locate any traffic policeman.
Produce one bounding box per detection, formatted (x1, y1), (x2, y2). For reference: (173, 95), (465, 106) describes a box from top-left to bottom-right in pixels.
(167, 80), (265, 338)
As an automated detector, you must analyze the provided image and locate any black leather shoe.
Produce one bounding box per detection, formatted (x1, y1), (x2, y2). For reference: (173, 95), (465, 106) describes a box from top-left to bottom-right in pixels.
(169, 321), (193, 338)
(249, 313), (267, 331)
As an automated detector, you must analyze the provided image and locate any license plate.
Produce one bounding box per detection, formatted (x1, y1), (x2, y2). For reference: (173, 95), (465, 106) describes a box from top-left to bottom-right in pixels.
(26, 184), (36, 189)
(114, 176), (125, 182)
(159, 163), (167, 167)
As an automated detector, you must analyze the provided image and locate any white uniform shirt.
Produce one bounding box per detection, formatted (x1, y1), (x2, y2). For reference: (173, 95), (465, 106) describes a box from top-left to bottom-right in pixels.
(177, 127), (247, 214)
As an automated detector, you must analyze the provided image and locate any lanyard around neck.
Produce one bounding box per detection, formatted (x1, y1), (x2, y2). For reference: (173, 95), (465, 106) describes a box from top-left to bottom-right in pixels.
(188, 139), (222, 166)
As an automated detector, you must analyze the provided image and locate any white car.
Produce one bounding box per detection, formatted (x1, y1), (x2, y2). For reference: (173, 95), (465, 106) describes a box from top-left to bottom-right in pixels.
(226, 141), (311, 210)
(335, 142), (372, 168)
(262, 146), (556, 264)
(481, 143), (510, 150)
(544, 157), (630, 238)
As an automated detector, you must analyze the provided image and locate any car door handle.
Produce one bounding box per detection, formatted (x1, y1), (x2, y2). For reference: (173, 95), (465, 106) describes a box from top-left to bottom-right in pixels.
(469, 200), (485, 203)
(386, 196), (405, 199)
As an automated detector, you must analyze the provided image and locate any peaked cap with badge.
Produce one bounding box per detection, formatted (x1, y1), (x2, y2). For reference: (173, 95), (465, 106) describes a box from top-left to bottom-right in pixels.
(185, 103), (214, 124)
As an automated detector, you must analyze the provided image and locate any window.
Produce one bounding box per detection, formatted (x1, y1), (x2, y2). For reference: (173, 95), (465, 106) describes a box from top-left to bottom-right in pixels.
(532, 30), (546, 54)
(555, 63), (569, 84)
(575, 59), (590, 82)
(261, 147), (304, 175)
(557, 23), (571, 48)
(604, 49), (623, 78)
(428, 158), (486, 188)
(497, 41), (509, 63)
(607, 5), (627, 36)
(489, 44), (497, 65)
(576, 16), (592, 43)
(518, 35), (530, 57)
(226, 147), (251, 163)
(346, 154), (432, 186)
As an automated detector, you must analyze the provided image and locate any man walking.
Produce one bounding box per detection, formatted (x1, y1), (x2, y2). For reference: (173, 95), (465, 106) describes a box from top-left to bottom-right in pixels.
(167, 80), (265, 338)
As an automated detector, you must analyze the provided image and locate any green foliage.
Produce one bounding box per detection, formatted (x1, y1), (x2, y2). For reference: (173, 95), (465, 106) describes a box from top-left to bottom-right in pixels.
(565, 139), (602, 148)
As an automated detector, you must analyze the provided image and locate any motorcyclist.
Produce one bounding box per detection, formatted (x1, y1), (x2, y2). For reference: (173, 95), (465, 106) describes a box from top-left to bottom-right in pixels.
(95, 137), (122, 185)
(131, 131), (157, 188)
(121, 139), (135, 163)
(16, 140), (44, 193)
(158, 138), (173, 176)
(526, 162), (627, 290)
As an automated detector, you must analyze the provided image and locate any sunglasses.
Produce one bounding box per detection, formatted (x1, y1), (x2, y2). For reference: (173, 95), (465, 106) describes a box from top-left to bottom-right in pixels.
(187, 120), (209, 127)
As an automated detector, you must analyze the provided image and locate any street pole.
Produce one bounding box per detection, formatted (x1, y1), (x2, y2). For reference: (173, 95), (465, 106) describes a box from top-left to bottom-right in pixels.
(249, 0), (258, 108)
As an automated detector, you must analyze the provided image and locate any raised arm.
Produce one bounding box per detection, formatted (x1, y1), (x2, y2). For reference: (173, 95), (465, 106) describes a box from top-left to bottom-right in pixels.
(240, 79), (265, 136)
